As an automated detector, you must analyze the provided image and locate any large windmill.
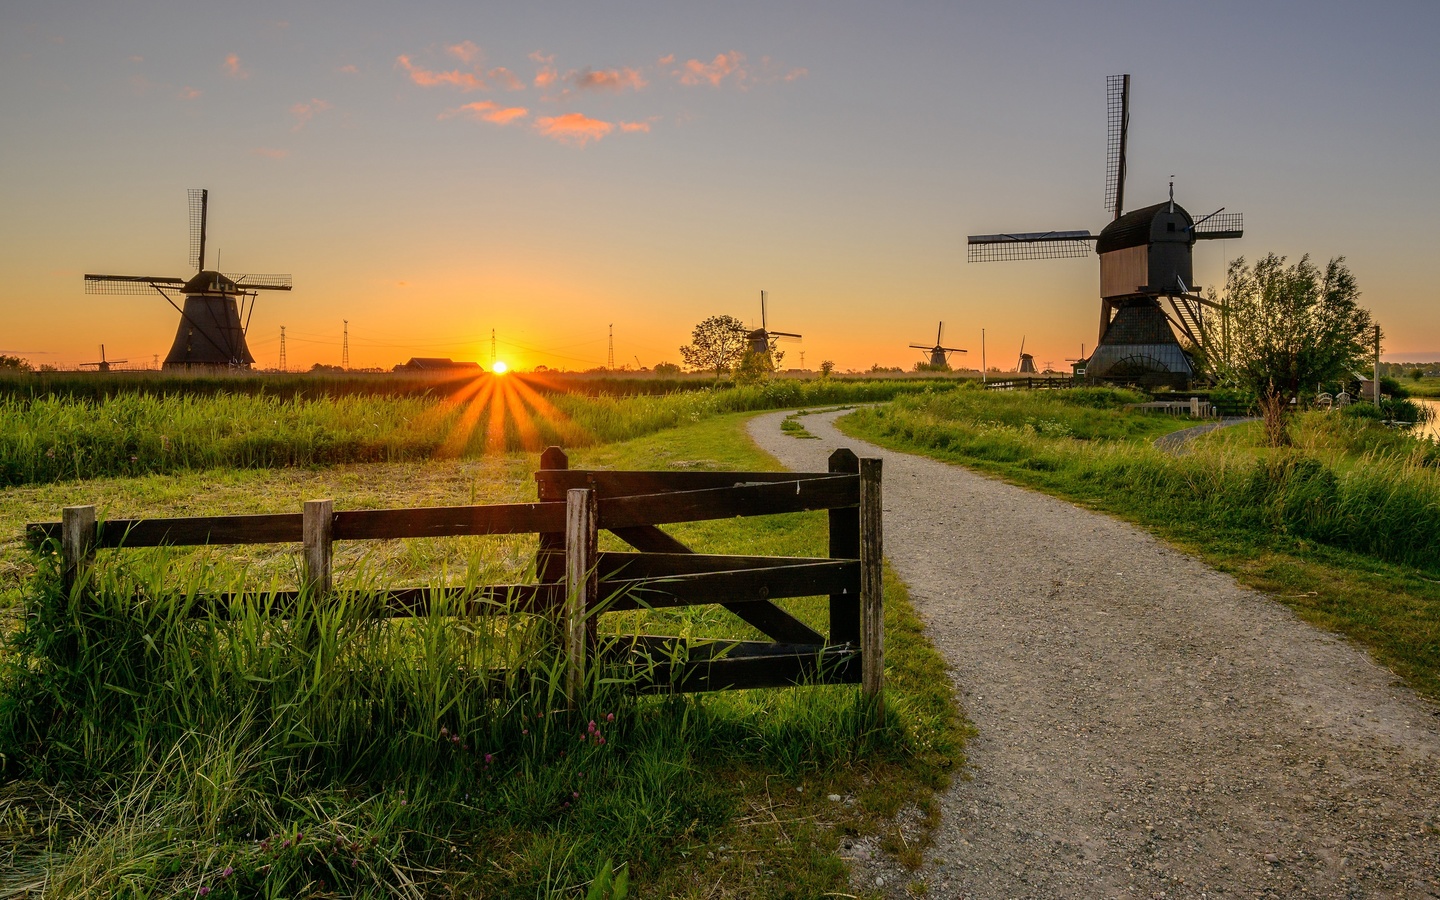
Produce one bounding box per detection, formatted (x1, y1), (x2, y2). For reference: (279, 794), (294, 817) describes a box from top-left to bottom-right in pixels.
(909, 321), (966, 369)
(966, 75), (1243, 385)
(84, 190), (292, 370)
(746, 291), (801, 365)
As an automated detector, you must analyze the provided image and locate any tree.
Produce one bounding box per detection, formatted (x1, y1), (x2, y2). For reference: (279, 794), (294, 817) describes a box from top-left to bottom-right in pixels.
(819, 360), (835, 378)
(679, 315), (748, 379)
(1215, 254), (1374, 446)
(653, 361), (681, 377)
(0, 355), (32, 371)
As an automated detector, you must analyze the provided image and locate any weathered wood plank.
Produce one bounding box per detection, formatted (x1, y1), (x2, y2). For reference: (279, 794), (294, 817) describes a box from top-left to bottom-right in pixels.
(633, 646), (862, 693)
(536, 446), (569, 585)
(828, 448), (862, 644)
(61, 505), (96, 595)
(536, 469), (838, 496)
(565, 487), (597, 702)
(333, 502), (565, 540)
(303, 500), (333, 596)
(29, 514), (304, 549)
(600, 560), (858, 612)
(602, 634), (830, 662)
(600, 475), (858, 529)
(859, 457), (885, 708)
(597, 552), (840, 578)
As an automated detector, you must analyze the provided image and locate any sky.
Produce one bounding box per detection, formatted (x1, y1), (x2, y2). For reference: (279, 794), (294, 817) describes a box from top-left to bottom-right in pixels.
(2, 1), (1438, 372)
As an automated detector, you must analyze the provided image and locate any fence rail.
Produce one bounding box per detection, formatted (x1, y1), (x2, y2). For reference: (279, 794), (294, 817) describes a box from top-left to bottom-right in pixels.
(27, 447), (884, 707)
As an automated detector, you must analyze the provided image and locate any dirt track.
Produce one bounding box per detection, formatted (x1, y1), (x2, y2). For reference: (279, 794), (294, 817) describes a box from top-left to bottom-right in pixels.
(748, 408), (1440, 899)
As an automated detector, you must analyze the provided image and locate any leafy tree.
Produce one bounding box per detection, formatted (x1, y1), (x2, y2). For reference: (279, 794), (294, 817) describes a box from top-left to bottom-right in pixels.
(652, 361), (681, 377)
(679, 315), (748, 379)
(1412, 369), (1424, 382)
(1215, 254), (1374, 446)
(0, 355), (32, 371)
(819, 359), (835, 378)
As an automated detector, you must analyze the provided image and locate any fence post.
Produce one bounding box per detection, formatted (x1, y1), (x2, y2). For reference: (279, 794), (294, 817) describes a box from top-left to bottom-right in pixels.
(537, 447), (569, 588)
(828, 448), (860, 645)
(564, 487), (597, 704)
(859, 458), (884, 712)
(61, 505), (96, 596)
(303, 499), (334, 596)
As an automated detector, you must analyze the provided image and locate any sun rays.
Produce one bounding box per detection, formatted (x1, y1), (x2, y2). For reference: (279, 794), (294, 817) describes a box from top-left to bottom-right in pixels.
(435, 371), (584, 457)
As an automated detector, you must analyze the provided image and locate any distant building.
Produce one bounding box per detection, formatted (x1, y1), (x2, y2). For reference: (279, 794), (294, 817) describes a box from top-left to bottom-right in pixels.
(395, 357), (483, 372)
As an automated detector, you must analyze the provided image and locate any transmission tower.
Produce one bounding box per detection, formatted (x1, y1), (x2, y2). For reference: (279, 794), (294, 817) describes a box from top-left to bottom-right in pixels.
(279, 326), (287, 372)
(799, 350), (806, 369)
(491, 329), (496, 366)
(342, 320), (349, 369)
(608, 324), (614, 370)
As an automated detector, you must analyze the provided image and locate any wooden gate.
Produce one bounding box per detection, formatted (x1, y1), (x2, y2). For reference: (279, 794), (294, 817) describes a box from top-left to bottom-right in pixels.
(28, 447), (883, 703)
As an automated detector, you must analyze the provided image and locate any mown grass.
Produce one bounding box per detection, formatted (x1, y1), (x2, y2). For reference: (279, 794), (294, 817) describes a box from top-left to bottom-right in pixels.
(0, 377), (957, 487)
(839, 385), (1440, 699)
(0, 412), (967, 898)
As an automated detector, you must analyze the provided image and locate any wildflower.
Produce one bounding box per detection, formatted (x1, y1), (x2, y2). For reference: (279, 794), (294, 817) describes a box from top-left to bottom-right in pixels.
(522, 728), (529, 735)
(587, 720), (597, 734)
(597, 736), (606, 745)
(129, 455), (138, 462)
(484, 753), (494, 765)
(606, 712), (614, 722)
(440, 726), (449, 738)
(452, 735), (460, 745)
(45, 449), (55, 459)
(281, 839), (291, 849)
(199, 889), (210, 897)
(572, 791), (580, 799)
(400, 799), (408, 806)
(222, 866), (234, 878)
(462, 744), (469, 751)
(260, 840), (270, 852)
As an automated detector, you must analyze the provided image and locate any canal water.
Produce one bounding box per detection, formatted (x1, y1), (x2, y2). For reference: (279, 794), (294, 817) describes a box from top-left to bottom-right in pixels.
(1413, 398), (1440, 443)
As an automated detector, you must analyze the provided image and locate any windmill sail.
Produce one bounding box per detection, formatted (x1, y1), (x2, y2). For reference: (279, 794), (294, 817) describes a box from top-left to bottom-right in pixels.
(224, 273), (294, 290)
(967, 230), (1095, 262)
(1190, 210), (1244, 241)
(84, 274), (187, 295)
(1105, 74), (1129, 218)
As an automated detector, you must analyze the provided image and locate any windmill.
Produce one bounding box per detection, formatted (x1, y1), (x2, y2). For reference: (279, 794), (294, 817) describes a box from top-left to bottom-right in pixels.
(909, 321), (966, 369)
(966, 74), (1243, 386)
(84, 189), (292, 369)
(79, 345), (127, 373)
(747, 291), (801, 367)
(1014, 336), (1037, 374)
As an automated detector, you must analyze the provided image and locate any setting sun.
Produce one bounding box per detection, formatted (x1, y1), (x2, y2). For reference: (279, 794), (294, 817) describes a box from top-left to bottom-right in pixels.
(492, 360), (509, 374)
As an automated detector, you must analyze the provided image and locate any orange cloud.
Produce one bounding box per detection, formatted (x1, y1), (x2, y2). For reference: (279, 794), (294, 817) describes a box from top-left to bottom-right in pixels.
(396, 55), (485, 91)
(677, 51), (743, 86)
(337, 64), (359, 75)
(488, 66), (524, 91)
(290, 98), (332, 130)
(251, 147), (289, 159)
(657, 53), (675, 65)
(179, 86), (202, 100)
(533, 112), (613, 147)
(447, 41), (481, 63)
(443, 100), (529, 125)
(223, 53), (249, 79)
(573, 66), (647, 92)
(619, 119), (654, 133)
(784, 67), (808, 81)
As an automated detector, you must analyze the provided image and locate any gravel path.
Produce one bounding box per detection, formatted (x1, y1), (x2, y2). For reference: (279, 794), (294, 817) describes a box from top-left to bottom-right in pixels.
(748, 409), (1440, 899)
(1152, 417), (1259, 454)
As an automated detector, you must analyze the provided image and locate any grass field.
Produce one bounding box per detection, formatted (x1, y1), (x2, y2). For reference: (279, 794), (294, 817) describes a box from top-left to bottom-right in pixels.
(0, 409), (967, 899)
(839, 385), (1440, 699)
(0, 375), (959, 487)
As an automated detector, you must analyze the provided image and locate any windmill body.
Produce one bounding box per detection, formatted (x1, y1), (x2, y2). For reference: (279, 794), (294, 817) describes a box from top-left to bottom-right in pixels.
(748, 291), (801, 364)
(967, 74), (1242, 387)
(909, 321), (966, 368)
(84, 190), (291, 371)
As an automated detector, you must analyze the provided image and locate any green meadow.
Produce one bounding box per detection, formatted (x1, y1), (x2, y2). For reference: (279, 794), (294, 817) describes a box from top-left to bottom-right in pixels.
(0, 393), (967, 899)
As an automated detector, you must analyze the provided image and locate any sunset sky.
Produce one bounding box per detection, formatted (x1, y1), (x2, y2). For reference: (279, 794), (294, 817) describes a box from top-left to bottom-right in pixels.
(2, 2), (1438, 371)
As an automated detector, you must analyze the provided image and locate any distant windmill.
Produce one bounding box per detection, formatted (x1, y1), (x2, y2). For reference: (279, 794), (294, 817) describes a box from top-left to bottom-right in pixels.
(84, 189), (293, 369)
(79, 345), (127, 373)
(909, 322), (966, 369)
(966, 74), (1243, 385)
(1014, 336), (1037, 374)
(747, 291), (801, 365)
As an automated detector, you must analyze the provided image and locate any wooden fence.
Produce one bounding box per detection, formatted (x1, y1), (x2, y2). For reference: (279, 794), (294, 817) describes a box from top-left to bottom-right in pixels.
(27, 447), (883, 706)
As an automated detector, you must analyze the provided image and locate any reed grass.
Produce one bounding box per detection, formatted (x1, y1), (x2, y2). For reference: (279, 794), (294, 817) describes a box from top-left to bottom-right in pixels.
(0, 378), (953, 487)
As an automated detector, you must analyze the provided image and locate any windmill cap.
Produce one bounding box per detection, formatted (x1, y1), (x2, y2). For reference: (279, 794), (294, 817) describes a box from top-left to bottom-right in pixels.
(182, 270), (241, 294)
(1096, 201), (1193, 253)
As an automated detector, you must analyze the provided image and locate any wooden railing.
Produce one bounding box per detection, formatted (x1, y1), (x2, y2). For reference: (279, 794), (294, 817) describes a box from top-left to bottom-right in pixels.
(27, 447), (884, 706)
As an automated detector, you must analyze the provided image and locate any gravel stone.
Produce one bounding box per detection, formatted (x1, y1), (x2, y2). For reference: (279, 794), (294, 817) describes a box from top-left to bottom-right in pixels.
(749, 408), (1440, 899)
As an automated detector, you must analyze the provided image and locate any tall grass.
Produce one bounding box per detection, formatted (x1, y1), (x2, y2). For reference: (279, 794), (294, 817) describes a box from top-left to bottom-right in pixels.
(0, 378), (956, 486)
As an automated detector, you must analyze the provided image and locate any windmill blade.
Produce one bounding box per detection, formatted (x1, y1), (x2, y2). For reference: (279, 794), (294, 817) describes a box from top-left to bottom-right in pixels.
(939, 346), (967, 354)
(759, 290), (767, 331)
(908, 343), (935, 350)
(937, 321), (944, 346)
(967, 231), (1094, 262)
(771, 331), (802, 342)
(1105, 74), (1130, 218)
(189, 188), (208, 272)
(1191, 211), (1243, 241)
(84, 274), (186, 295)
(224, 273), (294, 290)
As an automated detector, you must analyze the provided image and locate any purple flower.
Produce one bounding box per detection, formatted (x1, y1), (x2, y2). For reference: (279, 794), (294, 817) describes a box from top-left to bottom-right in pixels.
(597, 736), (606, 745)
(484, 753), (494, 765)
(587, 720), (597, 734)
(606, 713), (614, 722)
(451, 735), (460, 745)
(222, 866), (234, 878)
(199, 888), (210, 897)
(400, 799), (408, 806)
(522, 728), (529, 735)
(281, 839), (291, 849)
(572, 791), (580, 799)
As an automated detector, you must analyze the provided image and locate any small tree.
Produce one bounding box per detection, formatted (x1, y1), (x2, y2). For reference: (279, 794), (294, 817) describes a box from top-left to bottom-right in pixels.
(1216, 254), (1374, 446)
(0, 355), (32, 371)
(653, 361), (681, 377)
(819, 359), (835, 378)
(679, 315), (748, 379)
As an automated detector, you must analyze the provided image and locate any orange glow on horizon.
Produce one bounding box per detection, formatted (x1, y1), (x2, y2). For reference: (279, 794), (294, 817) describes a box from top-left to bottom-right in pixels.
(493, 360), (509, 374)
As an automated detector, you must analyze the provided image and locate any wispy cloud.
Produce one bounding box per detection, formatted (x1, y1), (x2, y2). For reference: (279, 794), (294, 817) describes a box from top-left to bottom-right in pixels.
(223, 53), (248, 79)
(290, 98), (332, 131)
(534, 112), (614, 147)
(675, 51), (743, 87)
(529, 50), (558, 88)
(396, 55), (485, 91)
(442, 100), (529, 125)
(251, 147), (289, 159)
(179, 86), (202, 100)
(447, 41), (481, 64)
(337, 64), (359, 75)
(571, 66), (647, 92)
(619, 119), (655, 133)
